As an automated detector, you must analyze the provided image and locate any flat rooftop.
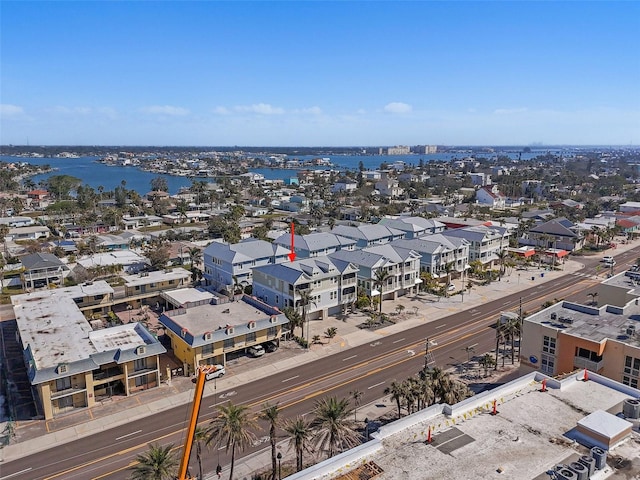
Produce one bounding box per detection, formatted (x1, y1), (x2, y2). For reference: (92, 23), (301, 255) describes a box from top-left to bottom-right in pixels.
(89, 323), (150, 351)
(76, 250), (147, 268)
(295, 373), (640, 480)
(527, 300), (640, 348)
(166, 299), (271, 335)
(122, 267), (191, 287)
(161, 287), (216, 307)
(11, 280), (113, 302)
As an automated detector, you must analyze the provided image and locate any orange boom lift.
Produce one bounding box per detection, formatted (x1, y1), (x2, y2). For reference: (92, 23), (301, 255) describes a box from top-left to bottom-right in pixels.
(177, 365), (221, 480)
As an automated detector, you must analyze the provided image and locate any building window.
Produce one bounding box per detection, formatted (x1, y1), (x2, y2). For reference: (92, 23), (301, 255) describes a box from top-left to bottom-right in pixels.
(202, 343), (214, 355)
(57, 364), (69, 374)
(542, 336), (556, 355)
(246, 332), (256, 343)
(623, 355), (640, 388)
(55, 377), (72, 391)
(223, 338), (235, 350)
(541, 354), (555, 375)
(135, 374), (148, 387)
(134, 358), (146, 371)
(268, 326), (277, 337)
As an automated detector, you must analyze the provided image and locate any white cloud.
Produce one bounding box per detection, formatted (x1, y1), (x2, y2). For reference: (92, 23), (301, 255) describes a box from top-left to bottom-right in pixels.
(494, 107), (528, 115)
(383, 102), (412, 114)
(0, 104), (25, 117)
(234, 103), (285, 115)
(97, 107), (118, 119)
(141, 105), (190, 116)
(300, 106), (322, 115)
(213, 106), (231, 115)
(48, 106), (93, 115)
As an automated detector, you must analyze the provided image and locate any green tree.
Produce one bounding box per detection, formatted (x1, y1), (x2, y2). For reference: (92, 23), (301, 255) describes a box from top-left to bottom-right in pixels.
(206, 402), (259, 480)
(46, 175), (81, 199)
(479, 353), (497, 377)
(259, 403), (280, 480)
(282, 416), (313, 472)
(128, 442), (178, 480)
(282, 307), (303, 337)
(151, 176), (169, 192)
(384, 380), (407, 419)
(297, 288), (316, 344)
(310, 396), (359, 459)
(349, 389), (363, 422)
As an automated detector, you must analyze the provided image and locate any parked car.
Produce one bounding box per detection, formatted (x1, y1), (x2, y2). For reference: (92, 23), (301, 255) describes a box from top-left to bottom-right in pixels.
(602, 256), (614, 264)
(447, 283), (456, 291)
(205, 365), (225, 381)
(248, 345), (265, 357)
(263, 341), (278, 353)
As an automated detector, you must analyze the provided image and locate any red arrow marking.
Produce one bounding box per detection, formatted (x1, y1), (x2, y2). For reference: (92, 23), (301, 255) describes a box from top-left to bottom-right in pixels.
(288, 222), (296, 261)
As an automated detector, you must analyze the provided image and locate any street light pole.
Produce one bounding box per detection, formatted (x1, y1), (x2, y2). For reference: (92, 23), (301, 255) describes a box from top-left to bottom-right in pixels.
(277, 452), (282, 480)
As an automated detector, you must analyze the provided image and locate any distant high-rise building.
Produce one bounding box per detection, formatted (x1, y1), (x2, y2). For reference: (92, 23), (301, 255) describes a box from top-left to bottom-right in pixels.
(411, 145), (438, 154)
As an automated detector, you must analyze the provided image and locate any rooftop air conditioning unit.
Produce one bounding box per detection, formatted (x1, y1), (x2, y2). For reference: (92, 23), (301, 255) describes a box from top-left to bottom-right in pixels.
(622, 398), (640, 419)
(626, 325), (636, 336)
(555, 467), (577, 480)
(577, 455), (595, 477)
(551, 312), (557, 320)
(591, 447), (607, 470)
(568, 461), (589, 480)
(563, 317), (574, 325)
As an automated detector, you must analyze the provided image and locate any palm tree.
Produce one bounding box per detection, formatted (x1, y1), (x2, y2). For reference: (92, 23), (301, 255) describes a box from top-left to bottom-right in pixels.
(495, 320), (506, 370)
(588, 292), (598, 306)
(206, 402), (259, 480)
(188, 247), (202, 268)
(496, 250), (509, 280)
(259, 403), (280, 480)
(384, 380), (407, 419)
(502, 316), (521, 365)
(282, 416), (313, 472)
(282, 306), (304, 338)
(297, 288), (316, 345)
(128, 442), (178, 480)
(0, 224), (9, 257)
(373, 268), (391, 317)
(479, 353), (497, 377)
(193, 426), (209, 480)
(310, 396), (360, 459)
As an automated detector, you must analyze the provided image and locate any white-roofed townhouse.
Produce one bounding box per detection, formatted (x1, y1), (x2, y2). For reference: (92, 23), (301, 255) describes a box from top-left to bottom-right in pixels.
(393, 233), (470, 278)
(443, 225), (510, 268)
(378, 216), (446, 239)
(331, 224), (406, 249)
(252, 256), (359, 320)
(330, 244), (421, 303)
(272, 232), (357, 259)
(203, 238), (291, 293)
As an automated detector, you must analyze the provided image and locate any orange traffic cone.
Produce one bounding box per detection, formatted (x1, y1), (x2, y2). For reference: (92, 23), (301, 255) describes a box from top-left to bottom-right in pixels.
(491, 399), (499, 415)
(426, 426), (432, 444)
(582, 369), (589, 382)
(540, 379), (547, 392)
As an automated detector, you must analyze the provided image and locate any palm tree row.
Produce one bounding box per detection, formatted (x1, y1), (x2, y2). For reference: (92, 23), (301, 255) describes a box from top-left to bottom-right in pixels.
(128, 395), (360, 480)
(384, 366), (472, 419)
(495, 314), (522, 368)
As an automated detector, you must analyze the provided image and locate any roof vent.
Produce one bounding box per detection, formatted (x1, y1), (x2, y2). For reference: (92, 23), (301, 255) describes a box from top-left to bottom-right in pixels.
(550, 312), (557, 320)
(622, 398), (640, 419)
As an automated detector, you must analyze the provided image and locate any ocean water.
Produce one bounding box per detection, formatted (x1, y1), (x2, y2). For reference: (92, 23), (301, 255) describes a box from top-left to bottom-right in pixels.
(2, 150), (549, 195)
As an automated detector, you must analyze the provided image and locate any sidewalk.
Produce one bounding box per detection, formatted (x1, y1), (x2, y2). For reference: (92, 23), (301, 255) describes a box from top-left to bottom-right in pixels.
(1, 240), (636, 472)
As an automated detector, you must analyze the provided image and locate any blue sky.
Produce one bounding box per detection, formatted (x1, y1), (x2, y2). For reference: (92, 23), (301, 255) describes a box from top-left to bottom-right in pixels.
(1, 1), (639, 146)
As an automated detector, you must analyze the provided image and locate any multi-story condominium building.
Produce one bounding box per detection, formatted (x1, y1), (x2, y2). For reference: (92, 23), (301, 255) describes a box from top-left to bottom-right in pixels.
(121, 267), (192, 306)
(475, 185), (506, 208)
(393, 234), (470, 277)
(331, 224), (406, 249)
(12, 283), (165, 420)
(203, 238), (291, 293)
(272, 232), (357, 259)
(378, 216), (446, 239)
(330, 244), (421, 302)
(520, 298), (640, 389)
(386, 145), (411, 155)
(252, 256), (359, 320)
(375, 178), (404, 198)
(159, 295), (288, 375)
(442, 225), (510, 267)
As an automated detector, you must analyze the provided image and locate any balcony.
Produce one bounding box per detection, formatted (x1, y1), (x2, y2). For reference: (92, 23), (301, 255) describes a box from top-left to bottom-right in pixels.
(93, 366), (124, 382)
(128, 367), (157, 379)
(574, 356), (604, 372)
(51, 386), (87, 399)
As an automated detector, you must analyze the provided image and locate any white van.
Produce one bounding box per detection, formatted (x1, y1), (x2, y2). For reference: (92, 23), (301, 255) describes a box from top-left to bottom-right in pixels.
(205, 365), (225, 381)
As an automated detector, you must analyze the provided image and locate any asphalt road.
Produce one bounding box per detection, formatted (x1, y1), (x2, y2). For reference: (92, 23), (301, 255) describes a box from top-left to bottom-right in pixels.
(1, 247), (638, 480)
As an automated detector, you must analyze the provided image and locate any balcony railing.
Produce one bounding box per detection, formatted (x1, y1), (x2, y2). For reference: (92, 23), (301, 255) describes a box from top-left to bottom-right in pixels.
(573, 357), (604, 372)
(51, 386), (87, 399)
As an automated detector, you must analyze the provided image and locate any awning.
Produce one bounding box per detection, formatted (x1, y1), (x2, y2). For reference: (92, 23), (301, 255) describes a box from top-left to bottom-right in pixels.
(414, 279), (423, 284)
(371, 289), (380, 296)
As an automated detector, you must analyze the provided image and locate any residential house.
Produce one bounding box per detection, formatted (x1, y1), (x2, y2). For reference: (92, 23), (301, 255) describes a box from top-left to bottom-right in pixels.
(393, 234), (470, 277)
(378, 216), (446, 239)
(121, 215), (163, 230)
(331, 179), (358, 194)
(26, 189), (51, 209)
(443, 225), (510, 267)
(520, 217), (584, 252)
(375, 177), (404, 198)
(0, 216), (35, 228)
(331, 224), (406, 248)
(252, 256), (359, 320)
(75, 250), (149, 274)
(159, 295), (288, 375)
(12, 285), (165, 420)
(8, 225), (51, 241)
(329, 244), (421, 302)
(21, 252), (70, 289)
(203, 238), (291, 292)
(475, 185), (506, 209)
(272, 232), (357, 259)
(468, 172), (491, 186)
